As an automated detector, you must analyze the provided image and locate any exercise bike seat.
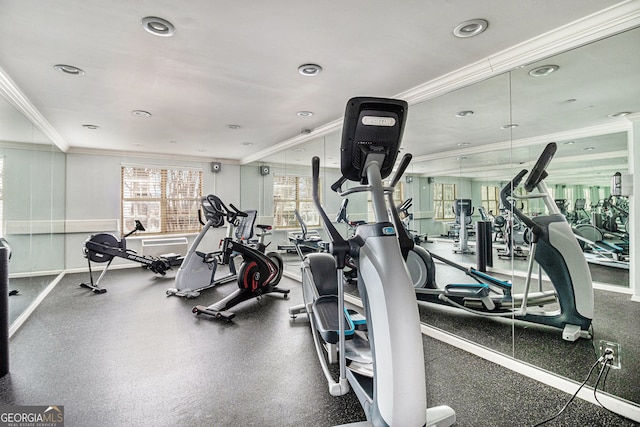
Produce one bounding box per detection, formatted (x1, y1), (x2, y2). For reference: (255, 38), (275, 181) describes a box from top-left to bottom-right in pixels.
(313, 295), (355, 344)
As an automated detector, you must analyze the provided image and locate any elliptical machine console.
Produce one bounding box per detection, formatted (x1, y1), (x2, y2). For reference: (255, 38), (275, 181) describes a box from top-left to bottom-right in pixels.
(290, 97), (455, 427)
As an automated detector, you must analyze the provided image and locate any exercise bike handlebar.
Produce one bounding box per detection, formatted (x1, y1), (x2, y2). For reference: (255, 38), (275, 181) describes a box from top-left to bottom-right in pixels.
(205, 194), (248, 224)
(312, 156), (349, 268)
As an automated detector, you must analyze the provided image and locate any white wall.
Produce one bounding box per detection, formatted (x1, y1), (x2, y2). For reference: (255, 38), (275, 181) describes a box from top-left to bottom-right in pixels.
(64, 152), (240, 270)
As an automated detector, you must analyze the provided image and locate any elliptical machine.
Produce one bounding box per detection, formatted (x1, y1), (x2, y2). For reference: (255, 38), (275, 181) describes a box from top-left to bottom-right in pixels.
(191, 198), (287, 321)
(80, 220), (180, 294)
(289, 97), (455, 427)
(415, 142), (594, 341)
(330, 179), (436, 289)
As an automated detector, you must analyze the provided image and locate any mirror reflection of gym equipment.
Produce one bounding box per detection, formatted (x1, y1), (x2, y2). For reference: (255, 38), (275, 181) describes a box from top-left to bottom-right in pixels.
(448, 199), (475, 254)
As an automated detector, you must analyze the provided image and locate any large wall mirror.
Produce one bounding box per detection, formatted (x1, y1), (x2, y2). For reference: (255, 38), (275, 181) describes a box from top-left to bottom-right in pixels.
(243, 26), (639, 410)
(0, 91), (66, 333)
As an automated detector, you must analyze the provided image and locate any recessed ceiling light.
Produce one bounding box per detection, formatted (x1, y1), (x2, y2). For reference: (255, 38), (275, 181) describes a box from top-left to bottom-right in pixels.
(457, 142), (470, 146)
(455, 110), (474, 118)
(583, 147), (595, 151)
(132, 110), (152, 117)
(298, 64), (322, 76)
(528, 65), (559, 77)
(293, 148), (305, 152)
(500, 124), (518, 129)
(82, 124), (99, 130)
(297, 111), (314, 117)
(141, 16), (175, 37)
(54, 64), (85, 75)
(241, 142), (253, 146)
(227, 124), (241, 129)
(561, 141), (575, 145)
(565, 98), (577, 103)
(453, 19), (488, 38)
(456, 156), (468, 161)
(608, 111), (631, 118)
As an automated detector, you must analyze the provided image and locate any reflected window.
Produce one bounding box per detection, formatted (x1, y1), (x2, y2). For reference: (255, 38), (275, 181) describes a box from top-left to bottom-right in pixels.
(481, 185), (500, 216)
(121, 166), (202, 235)
(434, 182), (457, 220)
(273, 175), (320, 228)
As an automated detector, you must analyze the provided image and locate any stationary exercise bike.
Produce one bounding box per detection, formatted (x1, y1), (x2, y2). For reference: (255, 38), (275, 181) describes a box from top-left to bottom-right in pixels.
(416, 142), (594, 341)
(80, 220), (181, 294)
(289, 97), (455, 426)
(191, 198), (288, 321)
(167, 195), (247, 298)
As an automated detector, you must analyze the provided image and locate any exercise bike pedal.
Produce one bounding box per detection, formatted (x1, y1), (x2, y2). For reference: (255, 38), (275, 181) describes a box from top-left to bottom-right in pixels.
(166, 288), (200, 299)
(192, 305), (236, 321)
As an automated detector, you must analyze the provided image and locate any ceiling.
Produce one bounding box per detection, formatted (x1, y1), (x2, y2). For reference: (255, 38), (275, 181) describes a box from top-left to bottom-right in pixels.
(0, 0), (638, 183)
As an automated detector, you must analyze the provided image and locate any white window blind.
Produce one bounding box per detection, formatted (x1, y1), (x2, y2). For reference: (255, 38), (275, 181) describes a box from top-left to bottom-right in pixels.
(121, 166), (202, 235)
(434, 182), (457, 220)
(273, 175), (320, 228)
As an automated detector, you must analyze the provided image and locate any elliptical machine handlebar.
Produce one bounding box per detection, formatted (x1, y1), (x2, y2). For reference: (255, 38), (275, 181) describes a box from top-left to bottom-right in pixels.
(330, 176), (348, 193)
(500, 141), (560, 241)
(389, 152), (412, 188)
(500, 168), (540, 235)
(525, 142), (557, 192)
(312, 156), (349, 269)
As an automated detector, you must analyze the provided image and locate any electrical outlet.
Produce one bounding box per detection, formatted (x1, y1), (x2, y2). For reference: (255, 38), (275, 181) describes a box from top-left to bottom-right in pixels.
(598, 340), (621, 369)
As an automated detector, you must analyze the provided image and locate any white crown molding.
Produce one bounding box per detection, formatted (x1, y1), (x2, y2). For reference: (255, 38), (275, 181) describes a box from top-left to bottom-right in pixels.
(0, 66), (70, 152)
(66, 146), (240, 165)
(240, 0), (640, 165)
(412, 120), (631, 164)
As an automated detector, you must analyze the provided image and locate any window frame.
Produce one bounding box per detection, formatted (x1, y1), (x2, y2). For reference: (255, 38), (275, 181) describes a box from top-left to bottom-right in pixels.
(433, 182), (458, 220)
(273, 174), (320, 229)
(121, 165), (203, 236)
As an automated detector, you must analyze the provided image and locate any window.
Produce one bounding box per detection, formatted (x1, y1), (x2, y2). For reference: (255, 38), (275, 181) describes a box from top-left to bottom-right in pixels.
(433, 182), (457, 220)
(121, 166), (202, 235)
(273, 175), (319, 228)
(582, 188), (591, 211)
(481, 185), (500, 216)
